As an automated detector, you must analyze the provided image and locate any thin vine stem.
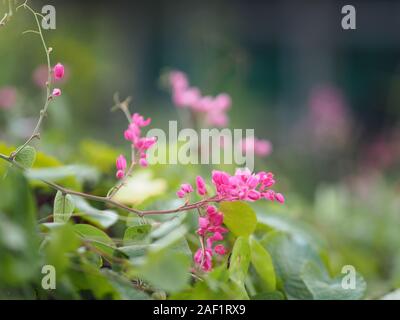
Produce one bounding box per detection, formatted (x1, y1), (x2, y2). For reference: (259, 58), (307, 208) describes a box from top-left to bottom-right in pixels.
(10, 1), (53, 159)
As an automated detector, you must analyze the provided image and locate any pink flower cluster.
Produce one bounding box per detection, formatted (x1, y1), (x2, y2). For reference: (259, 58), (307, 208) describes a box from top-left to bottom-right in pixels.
(194, 205), (228, 271)
(212, 168), (284, 203)
(124, 113), (157, 168)
(52, 63), (65, 97)
(113, 113), (157, 179)
(240, 137), (273, 157)
(177, 169), (284, 272)
(169, 70), (231, 127)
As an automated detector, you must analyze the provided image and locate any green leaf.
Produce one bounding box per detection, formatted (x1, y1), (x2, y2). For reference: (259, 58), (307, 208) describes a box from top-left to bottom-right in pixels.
(229, 236), (251, 288)
(53, 191), (75, 223)
(123, 224), (151, 245)
(71, 196), (118, 228)
(44, 223), (80, 275)
(256, 212), (326, 251)
(73, 224), (115, 258)
(263, 232), (325, 300)
(14, 146), (36, 169)
(220, 201), (257, 237)
(250, 236), (276, 291)
(301, 262), (366, 300)
(139, 249), (191, 293)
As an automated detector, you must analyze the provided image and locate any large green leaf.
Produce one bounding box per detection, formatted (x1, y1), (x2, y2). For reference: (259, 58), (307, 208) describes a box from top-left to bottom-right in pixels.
(53, 191), (75, 223)
(220, 201), (257, 237)
(250, 236), (276, 291)
(301, 262), (366, 300)
(263, 232), (325, 300)
(229, 236), (251, 298)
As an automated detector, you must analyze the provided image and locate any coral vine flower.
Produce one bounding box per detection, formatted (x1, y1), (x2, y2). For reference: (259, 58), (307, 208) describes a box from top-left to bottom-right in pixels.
(52, 88), (61, 97)
(240, 137), (273, 157)
(196, 176), (206, 196)
(115, 154), (127, 180)
(53, 63), (65, 80)
(168, 70), (231, 127)
(122, 113), (157, 169)
(176, 183), (193, 198)
(193, 204), (228, 271)
(189, 169), (284, 272)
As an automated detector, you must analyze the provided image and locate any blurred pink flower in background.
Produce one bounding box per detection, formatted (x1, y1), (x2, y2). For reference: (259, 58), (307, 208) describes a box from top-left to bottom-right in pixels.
(168, 70), (231, 127)
(0, 86), (17, 109)
(239, 137), (273, 157)
(306, 84), (353, 151)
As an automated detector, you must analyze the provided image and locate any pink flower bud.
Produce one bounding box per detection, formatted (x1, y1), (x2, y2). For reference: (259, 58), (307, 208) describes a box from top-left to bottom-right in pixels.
(176, 190), (185, 198)
(139, 158), (148, 167)
(275, 192), (285, 204)
(116, 154), (127, 171)
(196, 176), (206, 195)
(198, 217), (209, 229)
(116, 170), (124, 179)
(206, 205), (217, 215)
(52, 88), (61, 96)
(53, 63), (65, 80)
(214, 244), (227, 255)
(181, 183), (193, 193)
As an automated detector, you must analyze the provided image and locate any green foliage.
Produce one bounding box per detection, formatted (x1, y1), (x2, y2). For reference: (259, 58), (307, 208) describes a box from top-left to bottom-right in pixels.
(53, 191), (75, 223)
(249, 236), (276, 292)
(220, 201), (257, 237)
(14, 146), (36, 169)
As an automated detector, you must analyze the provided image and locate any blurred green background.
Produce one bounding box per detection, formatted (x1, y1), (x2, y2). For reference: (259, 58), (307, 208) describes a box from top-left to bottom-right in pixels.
(1, 0), (400, 298)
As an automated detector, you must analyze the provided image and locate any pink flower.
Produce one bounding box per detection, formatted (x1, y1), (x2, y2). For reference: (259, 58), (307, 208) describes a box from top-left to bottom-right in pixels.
(170, 71), (188, 91)
(240, 137), (272, 157)
(122, 112), (157, 168)
(196, 176), (206, 196)
(168, 70), (231, 126)
(205, 111), (228, 127)
(176, 183), (193, 199)
(116, 170), (124, 180)
(194, 248), (212, 272)
(198, 217), (209, 229)
(176, 190), (186, 198)
(173, 87), (201, 108)
(52, 88), (61, 96)
(275, 192), (285, 204)
(132, 113), (151, 127)
(214, 244), (227, 255)
(116, 155), (127, 171)
(214, 93), (231, 112)
(0, 86), (17, 109)
(53, 63), (65, 80)
(139, 158), (148, 167)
